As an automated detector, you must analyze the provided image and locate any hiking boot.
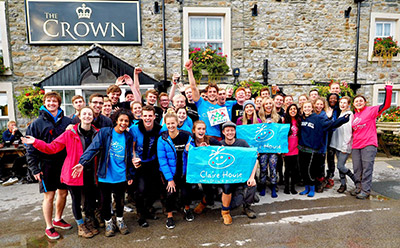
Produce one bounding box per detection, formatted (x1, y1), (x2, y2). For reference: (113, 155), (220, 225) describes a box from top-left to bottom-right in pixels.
(138, 218), (149, 228)
(45, 227), (60, 240)
(316, 184), (325, 193)
(194, 201), (207, 214)
(351, 188), (361, 196)
(2, 177), (19, 186)
(356, 191), (370, 200)
(242, 206), (257, 219)
(117, 218), (129, 235)
(105, 219), (116, 237)
(95, 210), (105, 228)
(325, 179), (334, 189)
(221, 210), (232, 225)
(290, 186), (298, 194)
(53, 219), (72, 230)
(337, 184), (347, 194)
(85, 218), (99, 235)
(166, 217), (175, 229)
(184, 209), (194, 222)
(124, 205), (134, 212)
(284, 186), (290, 194)
(78, 223), (94, 238)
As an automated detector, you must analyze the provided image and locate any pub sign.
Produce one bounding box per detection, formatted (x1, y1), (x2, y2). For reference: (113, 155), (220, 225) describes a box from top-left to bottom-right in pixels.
(25, 0), (141, 44)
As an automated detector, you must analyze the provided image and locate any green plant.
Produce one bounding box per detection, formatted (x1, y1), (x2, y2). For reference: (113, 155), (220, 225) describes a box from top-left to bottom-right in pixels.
(0, 56), (9, 74)
(373, 36), (399, 66)
(0, 126), (7, 143)
(312, 79), (355, 98)
(378, 133), (400, 156)
(233, 80), (265, 95)
(186, 46), (230, 84)
(15, 87), (45, 118)
(379, 106), (400, 122)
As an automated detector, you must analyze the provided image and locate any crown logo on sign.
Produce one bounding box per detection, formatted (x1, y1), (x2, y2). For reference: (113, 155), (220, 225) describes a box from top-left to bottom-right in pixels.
(76, 3), (92, 19)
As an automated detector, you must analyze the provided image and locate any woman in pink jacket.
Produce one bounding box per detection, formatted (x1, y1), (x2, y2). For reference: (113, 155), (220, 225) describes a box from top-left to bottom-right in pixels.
(351, 81), (393, 199)
(22, 107), (99, 238)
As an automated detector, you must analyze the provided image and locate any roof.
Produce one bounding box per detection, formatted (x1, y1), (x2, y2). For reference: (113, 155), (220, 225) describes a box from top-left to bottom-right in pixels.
(36, 45), (159, 87)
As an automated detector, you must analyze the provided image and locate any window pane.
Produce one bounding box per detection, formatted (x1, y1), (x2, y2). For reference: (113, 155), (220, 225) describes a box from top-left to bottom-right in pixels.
(207, 43), (223, 53)
(0, 92), (8, 117)
(0, 120), (7, 130)
(190, 18), (205, 40)
(207, 18), (222, 40)
(384, 23), (391, 37)
(376, 23), (383, 37)
(64, 90), (75, 104)
(378, 92), (385, 103)
(65, 105), (75, 116)
(189, 42), (206, 50)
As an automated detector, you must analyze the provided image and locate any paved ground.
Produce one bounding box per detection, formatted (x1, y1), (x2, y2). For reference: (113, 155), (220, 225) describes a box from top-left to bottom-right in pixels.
(1, 154), (400, 248)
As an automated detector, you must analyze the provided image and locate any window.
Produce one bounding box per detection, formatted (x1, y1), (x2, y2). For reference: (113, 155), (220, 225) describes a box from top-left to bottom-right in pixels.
(0, 83), (15, 129)
(0, 2), (11, 75)
(375, 21), (394, 38)
(189, 17), (223, 52)
(378, 91), (398, 106)
(53, 90), (76, 116)
(368, 13), (400, 61)
(183, 7), (231, 69)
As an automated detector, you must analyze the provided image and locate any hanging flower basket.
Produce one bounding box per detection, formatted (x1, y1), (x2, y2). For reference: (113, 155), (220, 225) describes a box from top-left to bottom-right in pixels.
(373, 36), (400, 67)
(15, 87), (45, 118)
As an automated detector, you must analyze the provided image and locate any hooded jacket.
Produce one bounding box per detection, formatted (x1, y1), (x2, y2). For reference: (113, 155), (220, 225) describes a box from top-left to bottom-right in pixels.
(26, 108), (72, 175)
(32, 124), (98, 186)
(157, 130), (192, 182)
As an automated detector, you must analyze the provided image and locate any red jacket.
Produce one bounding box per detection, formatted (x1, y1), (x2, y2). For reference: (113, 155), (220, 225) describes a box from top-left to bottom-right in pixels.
(33, 124), (98, 186)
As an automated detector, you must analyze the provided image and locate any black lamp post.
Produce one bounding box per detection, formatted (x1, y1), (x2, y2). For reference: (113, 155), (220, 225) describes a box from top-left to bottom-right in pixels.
(87, 50), (103, 79)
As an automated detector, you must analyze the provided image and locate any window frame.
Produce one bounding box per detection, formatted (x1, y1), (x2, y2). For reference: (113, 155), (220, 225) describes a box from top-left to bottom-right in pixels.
(189, 16), (224, 52)
(183, 7), (231, 71)
(0, 2), (11, 75)
(368, 12), (400, 62)
(0, 82), (16, 128)
(373, 84), (399, 107)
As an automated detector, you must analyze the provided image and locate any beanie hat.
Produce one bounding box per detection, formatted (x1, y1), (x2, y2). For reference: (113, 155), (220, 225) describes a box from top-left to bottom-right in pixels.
(222, 121), (236, 130)
(243, 100), (256, 110)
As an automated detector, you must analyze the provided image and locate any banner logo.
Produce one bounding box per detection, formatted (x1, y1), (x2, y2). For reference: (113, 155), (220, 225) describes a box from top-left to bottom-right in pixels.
(208, 147), (235, 169)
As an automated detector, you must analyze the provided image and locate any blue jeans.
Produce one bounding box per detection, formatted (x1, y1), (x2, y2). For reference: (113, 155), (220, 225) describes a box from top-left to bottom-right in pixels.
(335, 150), (350, 185)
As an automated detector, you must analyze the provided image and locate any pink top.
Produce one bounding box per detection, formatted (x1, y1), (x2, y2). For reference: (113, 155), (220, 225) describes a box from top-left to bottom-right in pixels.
(352, 85), (392, 149)
(286, 119), (299, 156)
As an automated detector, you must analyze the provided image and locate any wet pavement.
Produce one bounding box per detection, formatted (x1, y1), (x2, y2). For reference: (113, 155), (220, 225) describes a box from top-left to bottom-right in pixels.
(1, 155), (400, 248)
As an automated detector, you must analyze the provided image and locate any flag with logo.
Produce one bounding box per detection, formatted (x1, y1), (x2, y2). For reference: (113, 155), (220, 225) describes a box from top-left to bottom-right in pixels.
(236, 123), (290, 153)
(186, 146), (258, 184)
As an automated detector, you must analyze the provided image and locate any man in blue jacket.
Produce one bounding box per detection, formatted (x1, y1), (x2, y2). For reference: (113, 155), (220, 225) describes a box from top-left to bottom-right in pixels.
(26, 92), (72, 240)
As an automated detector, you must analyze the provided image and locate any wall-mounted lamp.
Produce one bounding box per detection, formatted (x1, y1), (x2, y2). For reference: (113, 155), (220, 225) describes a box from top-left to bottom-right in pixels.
(252, 4), (258, 17)
(176, 0), (183, 4)
(87, 49), (103, 79)
(233, 68), (240, 85)
(344, 7), (351, 18)
(154, 2), (160, 14)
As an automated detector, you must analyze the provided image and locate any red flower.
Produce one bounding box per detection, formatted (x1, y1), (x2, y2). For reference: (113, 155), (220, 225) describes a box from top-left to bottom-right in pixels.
(25, 93), (30, 96)
(40, 90), (45, 94)
(218, 47), (221, 50)
(225, 55), (228, 57)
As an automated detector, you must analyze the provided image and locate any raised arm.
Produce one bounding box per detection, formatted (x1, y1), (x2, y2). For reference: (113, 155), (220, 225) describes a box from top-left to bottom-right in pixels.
(130, 68), (143, 102)
(378, 81), (393, 115)
(185, 60), (200, 102)
(169, 73), (180, 101)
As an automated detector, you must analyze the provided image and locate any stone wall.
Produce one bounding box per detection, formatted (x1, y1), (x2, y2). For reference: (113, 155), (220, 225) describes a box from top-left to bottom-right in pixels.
(0, 0), (399, 124)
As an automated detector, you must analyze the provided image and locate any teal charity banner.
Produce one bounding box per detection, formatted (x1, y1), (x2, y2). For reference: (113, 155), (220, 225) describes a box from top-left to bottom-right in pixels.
(236, 123), (290, 153)
(186, 146), (257, 184)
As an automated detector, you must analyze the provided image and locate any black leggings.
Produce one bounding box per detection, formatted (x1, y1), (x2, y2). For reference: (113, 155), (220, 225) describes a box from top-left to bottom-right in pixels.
(99, 182), (126, 220)
(134, 161), (161, 217)
(284, 155), (299, 186)
(299, 151), (325, 186)
(67, 185), (95, 221)
(165, 176), (191, 213)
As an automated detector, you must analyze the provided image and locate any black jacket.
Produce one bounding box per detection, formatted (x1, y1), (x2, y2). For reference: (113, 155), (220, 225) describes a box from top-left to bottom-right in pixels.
(26, 109), (72, 175)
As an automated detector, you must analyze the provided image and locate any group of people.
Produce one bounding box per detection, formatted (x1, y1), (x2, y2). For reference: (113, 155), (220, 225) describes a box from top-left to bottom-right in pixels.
(18, 59), (392, 240)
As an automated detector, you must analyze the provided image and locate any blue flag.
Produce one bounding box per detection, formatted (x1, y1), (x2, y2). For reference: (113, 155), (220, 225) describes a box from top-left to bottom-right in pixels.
(236, 123), (290, 153)
(187, 146), (258, 184)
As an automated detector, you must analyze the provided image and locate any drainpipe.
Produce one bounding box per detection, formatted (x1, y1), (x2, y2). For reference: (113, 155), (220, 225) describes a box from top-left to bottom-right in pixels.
(352, 0), (365, 94)
(162, 0), (167, 83)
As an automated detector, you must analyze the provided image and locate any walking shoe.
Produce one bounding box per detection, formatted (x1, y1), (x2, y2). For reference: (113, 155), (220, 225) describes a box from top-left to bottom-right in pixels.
(284, 186), (290, 194)
(221, 210), (232, 225)
(95, 210), (105, 228)
(78, 223), (94, 238)
(325, 179), (334, 189)
(124, 205), (134, 212)
(290, 186), (298, 195)
(184, 209), (194, 222)
(53, 219), (73, 230)
(2, 177), (19, 186)
(356, 192), (370, 200)
(85, 218), (99, 235)
(194, 201), (207, 214)
(138, 218), (149, 228)
(242, 206), (257, 219)
(45, 227), (60, 240)
(337, 184), (347, 194)
(351, 188), (361, 196)
(116, 218), (130, 235)
(105, 219), (116, 237)
(166, 217), (175, 229)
